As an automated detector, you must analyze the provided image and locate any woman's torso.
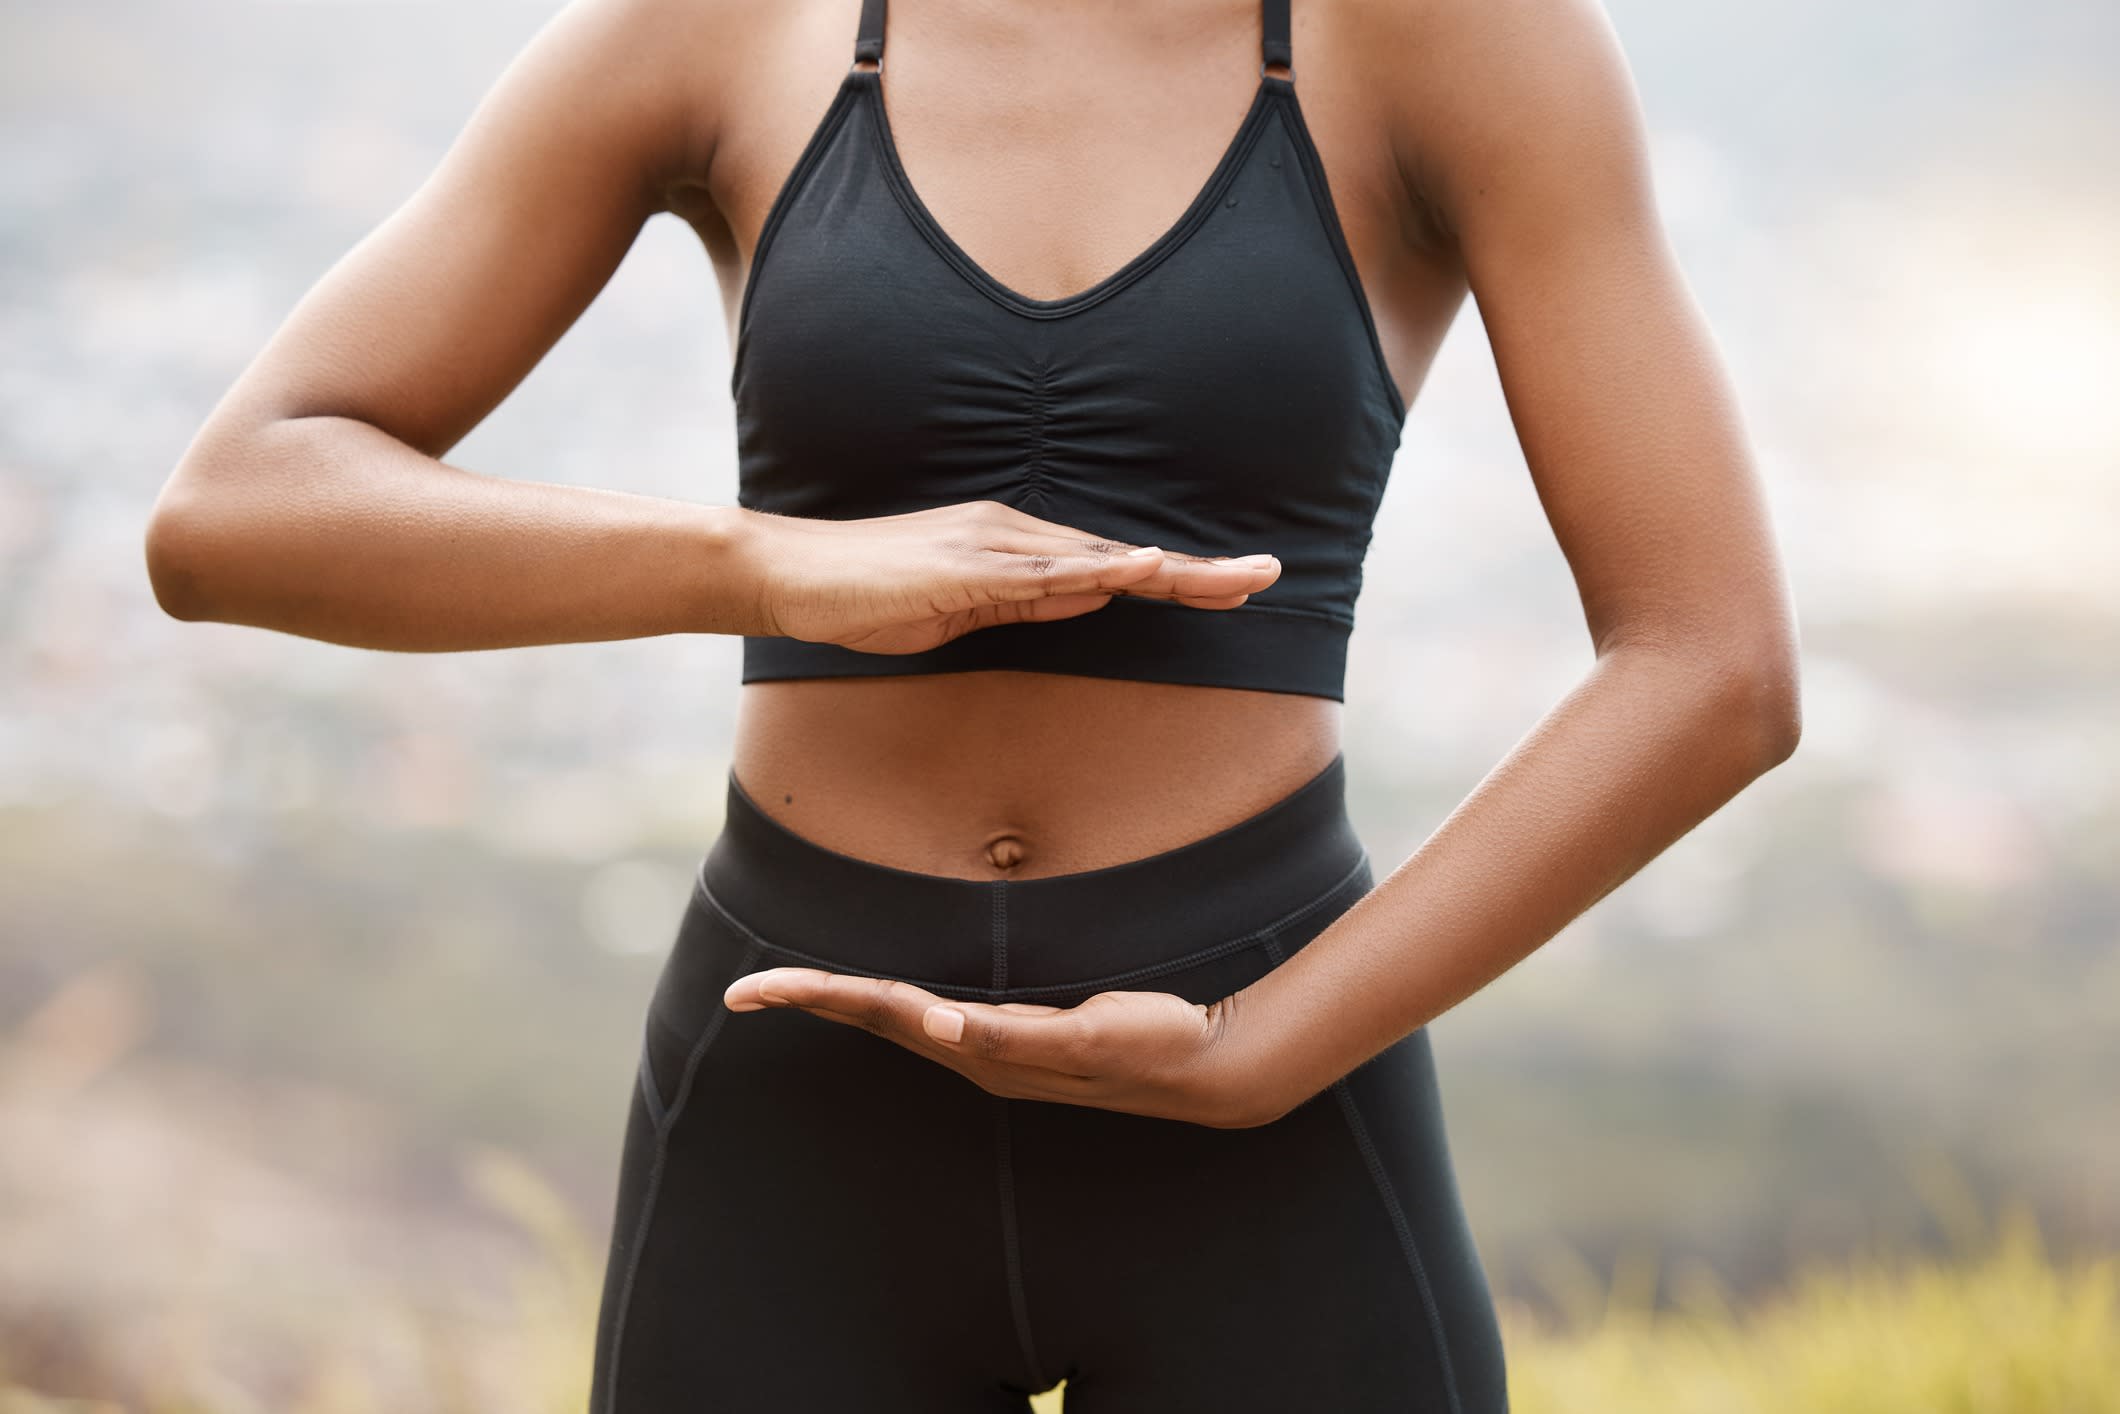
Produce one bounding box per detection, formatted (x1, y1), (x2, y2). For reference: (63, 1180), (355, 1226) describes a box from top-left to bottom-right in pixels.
(676, 0), (1469, 880)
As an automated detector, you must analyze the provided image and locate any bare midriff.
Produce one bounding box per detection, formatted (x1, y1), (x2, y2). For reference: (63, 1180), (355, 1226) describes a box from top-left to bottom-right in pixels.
(731, 673), (1342, 882)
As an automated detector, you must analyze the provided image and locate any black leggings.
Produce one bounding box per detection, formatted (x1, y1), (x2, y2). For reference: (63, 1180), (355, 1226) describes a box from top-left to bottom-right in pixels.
(589, 752), (1510, 1412)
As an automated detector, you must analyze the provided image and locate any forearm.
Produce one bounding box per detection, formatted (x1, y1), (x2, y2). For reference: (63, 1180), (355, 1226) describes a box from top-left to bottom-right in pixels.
(145, 414), (769, 651)
(1237, 638), (1799, 1115)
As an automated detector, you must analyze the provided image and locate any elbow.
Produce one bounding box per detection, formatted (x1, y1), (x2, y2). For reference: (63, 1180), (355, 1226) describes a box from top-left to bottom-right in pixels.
(1717, 639), (1803, 774)
(144, 414), (289, 624)
(144, 442), (253, 624)
(144, 482), (217, 623)
(1609, 610), (1803, 776)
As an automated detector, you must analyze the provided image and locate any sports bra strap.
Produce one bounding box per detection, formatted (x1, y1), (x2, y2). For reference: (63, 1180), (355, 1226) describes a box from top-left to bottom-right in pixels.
(854, 0), (886, 67)
(1262, 0), (1292, 73)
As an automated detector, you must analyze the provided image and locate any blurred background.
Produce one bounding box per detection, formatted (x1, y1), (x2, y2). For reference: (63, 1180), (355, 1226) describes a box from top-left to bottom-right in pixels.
(3, 0), (2116, 1409)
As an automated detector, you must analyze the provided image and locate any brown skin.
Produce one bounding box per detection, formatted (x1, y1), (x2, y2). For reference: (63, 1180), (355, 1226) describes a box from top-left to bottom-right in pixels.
(145, 0), (1801, 1128)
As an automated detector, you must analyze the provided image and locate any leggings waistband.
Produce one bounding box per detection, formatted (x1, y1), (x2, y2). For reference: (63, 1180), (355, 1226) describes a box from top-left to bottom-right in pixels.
(696, 750), (1369, 998)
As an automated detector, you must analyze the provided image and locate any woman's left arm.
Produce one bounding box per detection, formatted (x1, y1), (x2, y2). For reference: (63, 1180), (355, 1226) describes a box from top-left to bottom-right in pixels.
(1215, 0), (1803, 1119)
(723, 0), (1801, 1125)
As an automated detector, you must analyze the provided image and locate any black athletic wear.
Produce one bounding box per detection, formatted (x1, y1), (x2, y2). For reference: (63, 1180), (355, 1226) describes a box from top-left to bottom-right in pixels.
(589, 753), (1510, 1412)
(733, 0), (1407, 702)
(589, 2), (1507, 1406)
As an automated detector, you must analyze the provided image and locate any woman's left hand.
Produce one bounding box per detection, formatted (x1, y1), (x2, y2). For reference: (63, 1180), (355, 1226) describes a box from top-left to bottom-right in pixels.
(722, 966), (1293, 1129)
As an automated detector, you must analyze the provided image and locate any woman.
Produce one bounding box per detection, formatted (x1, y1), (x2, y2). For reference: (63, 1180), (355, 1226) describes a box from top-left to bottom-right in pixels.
(145, 0), (1800, 1406)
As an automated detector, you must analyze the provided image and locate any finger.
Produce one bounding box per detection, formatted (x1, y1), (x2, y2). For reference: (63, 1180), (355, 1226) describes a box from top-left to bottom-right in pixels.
(981, 512), (1284, 587)
(728, 972), (1191, 1090)
(980, 592), (1116, 627)
(730, 971), (1088, 1078)
(973, 549), (1280, 610)
(771, 987), (1094, 1075)
(994, 513), (1272, 578)
(727, 979), (1088, 1098)
(920, 1000), (1109, 1075)
(723, 968), (939, 1034)
(1059, 547), (1279, 606)
(749, 990), (1097, 1090)
(780, 1003), (1116, 1108)
(1134, 553), (1282, 600)
(964, 585), (1250, 631)
(969, 543), (1169, 604)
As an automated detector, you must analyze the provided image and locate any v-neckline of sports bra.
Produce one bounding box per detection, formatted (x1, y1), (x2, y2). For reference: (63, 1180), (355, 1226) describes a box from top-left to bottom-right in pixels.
(859, 66), (1287, 321)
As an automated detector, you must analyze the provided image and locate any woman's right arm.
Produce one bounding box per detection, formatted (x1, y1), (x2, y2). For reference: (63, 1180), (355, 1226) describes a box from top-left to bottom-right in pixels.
(143, 0), (772, 651)
(145, 0), (1282, 654)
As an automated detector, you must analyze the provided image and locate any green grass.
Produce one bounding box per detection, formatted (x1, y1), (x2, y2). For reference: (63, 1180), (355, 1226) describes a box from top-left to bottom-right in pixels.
(1505, 1206), (2120, 1414)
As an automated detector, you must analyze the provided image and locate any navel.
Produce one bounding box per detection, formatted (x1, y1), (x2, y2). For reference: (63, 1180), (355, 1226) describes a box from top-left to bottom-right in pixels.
(984, 833), (1028, 872)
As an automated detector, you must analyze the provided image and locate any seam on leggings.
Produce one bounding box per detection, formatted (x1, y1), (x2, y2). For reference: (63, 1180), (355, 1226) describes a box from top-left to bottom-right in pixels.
(602, 935), (766, 1414)
(991, 881), (1008, 990)
(635, 1046), (667, 1131)
(1263, 935), (1465, 1414)
(995, 1097), (1049, 1390)
(691, 853), (1372, 1002)
(989, 883), (1046, 1386)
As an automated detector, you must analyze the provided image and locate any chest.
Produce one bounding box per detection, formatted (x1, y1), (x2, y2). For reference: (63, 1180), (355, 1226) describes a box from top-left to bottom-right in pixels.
(732, 69), (1405, 526)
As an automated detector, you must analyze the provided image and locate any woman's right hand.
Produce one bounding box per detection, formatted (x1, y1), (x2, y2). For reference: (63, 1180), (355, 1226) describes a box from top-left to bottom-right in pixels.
(744, 500), (1283, 656)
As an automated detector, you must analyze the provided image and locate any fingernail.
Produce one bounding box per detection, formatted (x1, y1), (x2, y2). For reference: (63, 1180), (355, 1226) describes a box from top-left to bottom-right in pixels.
(1238, 554), (1279, 566)
(924, 1006), (966, 1043)
(1127, 545), (1163, 557)
(756, 971), (792, 1004)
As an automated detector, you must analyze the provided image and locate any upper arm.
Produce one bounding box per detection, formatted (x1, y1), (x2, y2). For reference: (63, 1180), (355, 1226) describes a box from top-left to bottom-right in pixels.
(1391, 0), (1794, 670)
(187, 0), (723, 463)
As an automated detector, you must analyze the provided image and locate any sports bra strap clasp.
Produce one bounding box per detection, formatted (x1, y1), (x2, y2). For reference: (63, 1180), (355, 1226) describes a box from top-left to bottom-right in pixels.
(1261, 0), (1294, 78)
(853, 0), (886, 71)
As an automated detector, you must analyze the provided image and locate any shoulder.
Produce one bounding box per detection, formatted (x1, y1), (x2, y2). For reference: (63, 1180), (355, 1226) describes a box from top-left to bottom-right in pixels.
(506, 0), (802, 203)
(1335, 0), (1658, 250)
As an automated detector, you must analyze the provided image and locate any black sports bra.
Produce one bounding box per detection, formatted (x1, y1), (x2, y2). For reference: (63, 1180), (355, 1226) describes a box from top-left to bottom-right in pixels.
(732, 0), (1406, 701)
